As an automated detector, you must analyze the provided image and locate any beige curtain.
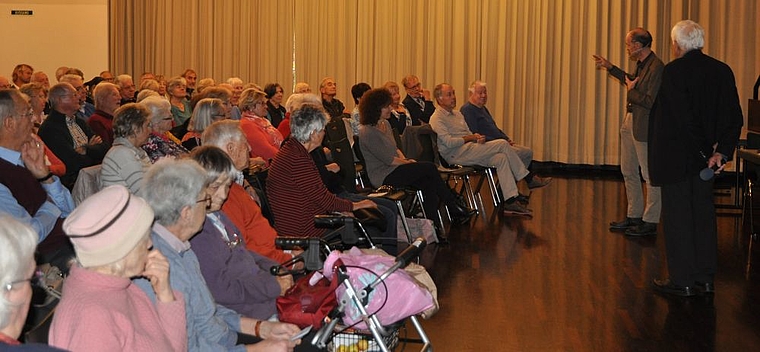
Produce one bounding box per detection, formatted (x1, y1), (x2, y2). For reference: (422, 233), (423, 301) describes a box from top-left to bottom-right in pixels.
(111, 0), (760, 165)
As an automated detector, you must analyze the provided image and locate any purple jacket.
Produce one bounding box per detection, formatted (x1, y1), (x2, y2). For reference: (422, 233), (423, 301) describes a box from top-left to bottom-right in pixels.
(190, 211), (281, 320)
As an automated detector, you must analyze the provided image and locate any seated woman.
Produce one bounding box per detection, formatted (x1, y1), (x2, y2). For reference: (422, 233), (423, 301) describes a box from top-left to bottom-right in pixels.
(140, 96), (189, 162)
(138, 158), (302, 351)
(238, 88), (284, 164)
(267, 105), (377, 238)
(278, 93), (322, 140)
(167, 76), (192, 127)
(358, 88), (474, 225)
(264, 83), (286, 128)
(383, 81), (420, 135)
(181, 97), (228, 151)
(100, 103), (153, 194)
(189, 146), (292, 320)
(0, 217), (66, 351)
(49, 185), (186, 351)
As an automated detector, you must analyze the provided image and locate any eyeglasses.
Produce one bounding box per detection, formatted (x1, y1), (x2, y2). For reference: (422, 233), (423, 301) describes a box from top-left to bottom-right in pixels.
(196, 196), (212, 209)
(4, 271), (40, 292)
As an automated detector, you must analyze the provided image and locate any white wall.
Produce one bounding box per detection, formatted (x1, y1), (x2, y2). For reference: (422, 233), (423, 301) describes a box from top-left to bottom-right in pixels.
(0, 0), (108, 83)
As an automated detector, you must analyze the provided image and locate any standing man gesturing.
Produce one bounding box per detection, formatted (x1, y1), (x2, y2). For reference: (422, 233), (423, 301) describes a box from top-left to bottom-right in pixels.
(593, 27), (664, 236)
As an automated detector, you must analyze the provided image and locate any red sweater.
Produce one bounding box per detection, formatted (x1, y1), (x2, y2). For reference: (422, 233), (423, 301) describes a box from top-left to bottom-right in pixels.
(267, 138), (352, 238)
(222, 183), (292, 263)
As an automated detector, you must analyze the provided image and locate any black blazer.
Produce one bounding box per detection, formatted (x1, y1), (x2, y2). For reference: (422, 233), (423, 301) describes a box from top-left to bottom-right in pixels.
(648, 49), (743, 186)
(403, 95), (436, 124)
(38, 109), (110, 188)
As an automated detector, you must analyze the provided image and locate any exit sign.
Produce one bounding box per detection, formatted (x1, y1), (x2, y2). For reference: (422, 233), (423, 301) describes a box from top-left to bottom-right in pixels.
(11, 10), (33, 16)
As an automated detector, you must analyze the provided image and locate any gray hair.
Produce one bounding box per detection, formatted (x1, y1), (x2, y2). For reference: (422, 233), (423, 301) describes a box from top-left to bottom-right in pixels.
(189, 146), (237, 185)
(284, 93), (321, 113)
(0, 216), (38, 331)
(93, 82), (119, 109)
(188, 98), (226, 133)
(0, 89), (22, 124)
(202, 120), (246, 149)
(47, 82), (75, 110)
(226, 77), (243, 86)
(139, 79), (159, 92)
(140, 96), (172, 125)
(468, 80), (486, 93)
(113, 103), (150, 138)
(290, 105), (327, 143)
(238, 88), (267, 112)
(141, 158), (208, 226)
(114, 74), (133, 89)
(293, 82), (311, 93)
(401, 75), (419, 90)
(167, 76), (186, 91)
(136, 89), (160, 102)
(59, 74), (83, 86)
(671, 20), (704, 52)
(433, 83), (450, 101)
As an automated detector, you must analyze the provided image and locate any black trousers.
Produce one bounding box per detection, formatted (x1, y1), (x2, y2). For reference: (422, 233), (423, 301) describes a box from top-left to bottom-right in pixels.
(383, 161), (455, 219)
(660, 173), (718, 286)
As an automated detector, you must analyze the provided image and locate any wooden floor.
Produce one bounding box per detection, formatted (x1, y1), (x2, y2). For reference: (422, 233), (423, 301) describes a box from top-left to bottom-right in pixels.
(404, 171), (760, 352)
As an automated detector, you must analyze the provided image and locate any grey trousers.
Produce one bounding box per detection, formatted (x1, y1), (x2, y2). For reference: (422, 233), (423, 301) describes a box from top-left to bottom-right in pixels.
(448, 139), (529, 200)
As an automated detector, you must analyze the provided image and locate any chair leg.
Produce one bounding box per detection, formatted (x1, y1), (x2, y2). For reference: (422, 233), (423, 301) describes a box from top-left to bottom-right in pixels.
(484, 168), (502, 207)
(395, 200), (413, 243)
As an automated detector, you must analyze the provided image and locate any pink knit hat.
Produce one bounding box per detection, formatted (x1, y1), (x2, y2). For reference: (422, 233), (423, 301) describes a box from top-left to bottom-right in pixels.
(63, 185), (154, 267)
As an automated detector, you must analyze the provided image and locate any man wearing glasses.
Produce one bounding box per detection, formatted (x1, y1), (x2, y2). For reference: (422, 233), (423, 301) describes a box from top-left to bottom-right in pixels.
(38, 83), (108, 189)
(0, 89), (75, 271)
(402, 75), (436, 124)
(60, 74), (95, 122)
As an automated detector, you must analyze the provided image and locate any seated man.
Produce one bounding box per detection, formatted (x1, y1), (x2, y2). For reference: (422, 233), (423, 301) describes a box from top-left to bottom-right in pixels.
(430, 83), (548, 216)
(38, 83), (109, 189)
(0, 89), (75, 270)
(460, 80), (549, 188)
(59, 74), (95, 121)
(115, 74), (137, 105)
(320, 77), (346, 120)
(402, 75), (436, 124)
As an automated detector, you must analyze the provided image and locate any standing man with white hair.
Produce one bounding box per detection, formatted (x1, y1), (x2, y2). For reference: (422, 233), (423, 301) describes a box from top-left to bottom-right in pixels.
(648, 20), (742, 297)
(593, 27), (664, 237)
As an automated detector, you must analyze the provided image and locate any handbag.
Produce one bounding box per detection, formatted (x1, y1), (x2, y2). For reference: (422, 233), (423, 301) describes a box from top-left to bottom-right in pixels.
(276, 260), (342, 329)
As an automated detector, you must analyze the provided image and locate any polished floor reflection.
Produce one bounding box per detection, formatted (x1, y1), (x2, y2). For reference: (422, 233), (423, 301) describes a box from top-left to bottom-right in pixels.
(410, 172), (760, 351)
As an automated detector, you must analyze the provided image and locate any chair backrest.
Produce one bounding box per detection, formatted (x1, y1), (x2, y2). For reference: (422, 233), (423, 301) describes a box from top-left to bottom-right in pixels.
(71, 164), (102, 206)
(324, 119), (358, 191)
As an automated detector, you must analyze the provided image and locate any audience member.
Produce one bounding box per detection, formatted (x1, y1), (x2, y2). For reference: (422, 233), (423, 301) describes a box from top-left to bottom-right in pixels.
(384, 81), (418, 134)
(648, 20), (743, 297)
(54, 67), (68, 82)
(319, 77), (345, 120)
(279, 93), (321, 143)
(49, 185), (187, 351)
(293, 82), (311, 94)
(154, 74), (167, 96)
(31, 71), (50, 90)
(189, 146), (291, 320)
(430, 83), (539, 216)
(349, 82), (371, 136)
(182, 98), (228, 151)
(181, 68), (197, 98)
(203, 120), (294, 263)
(267, 105), (377, 238)
(137, 158), (301, 351)
(0, 216), (67, 351)
(0, 89), (75, 270)
(140, 96), (188, 162)
(18, 82), (47, 127)
(402, 75), (436, 123)
(59, 74), (95, 120)
(460, 80), (550, 191)
(593, 28), (664, 236)
(264, 83), (286, 127)
(239, 88), (283, 163)
(38, 83), (108, 189)
(115, 74), (137, 105)
(0, 77), (11, 89)
(100, 103), (153, 194)
(11, 64), (33, 89)
(167, 76), (192, 126)
(87, 82), (121, 144)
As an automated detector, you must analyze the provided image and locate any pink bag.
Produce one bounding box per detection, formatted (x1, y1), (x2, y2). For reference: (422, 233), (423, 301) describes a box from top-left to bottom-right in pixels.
(322, 247), (435, 329)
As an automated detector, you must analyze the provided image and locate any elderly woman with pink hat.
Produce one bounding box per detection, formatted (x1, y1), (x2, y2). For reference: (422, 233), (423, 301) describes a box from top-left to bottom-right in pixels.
(48, 185), (187, 351)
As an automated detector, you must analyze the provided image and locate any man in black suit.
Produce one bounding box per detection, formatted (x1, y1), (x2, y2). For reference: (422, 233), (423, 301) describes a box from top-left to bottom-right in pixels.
(402, 75), (436, 124)
(648, 20), (743, 297)
(38, 83), (109, 189)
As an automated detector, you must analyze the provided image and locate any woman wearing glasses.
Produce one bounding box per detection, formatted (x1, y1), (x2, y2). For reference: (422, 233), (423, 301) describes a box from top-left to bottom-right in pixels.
(49, 186), (187, 351)
(188, 146), (292, 321)
(140, 96), (189, 163)
(0, 217), (65, 350)
(239, 88), (284, 164)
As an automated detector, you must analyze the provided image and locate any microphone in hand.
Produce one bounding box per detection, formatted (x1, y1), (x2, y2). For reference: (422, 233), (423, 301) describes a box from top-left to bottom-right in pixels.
(699, 157), (727, 181)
